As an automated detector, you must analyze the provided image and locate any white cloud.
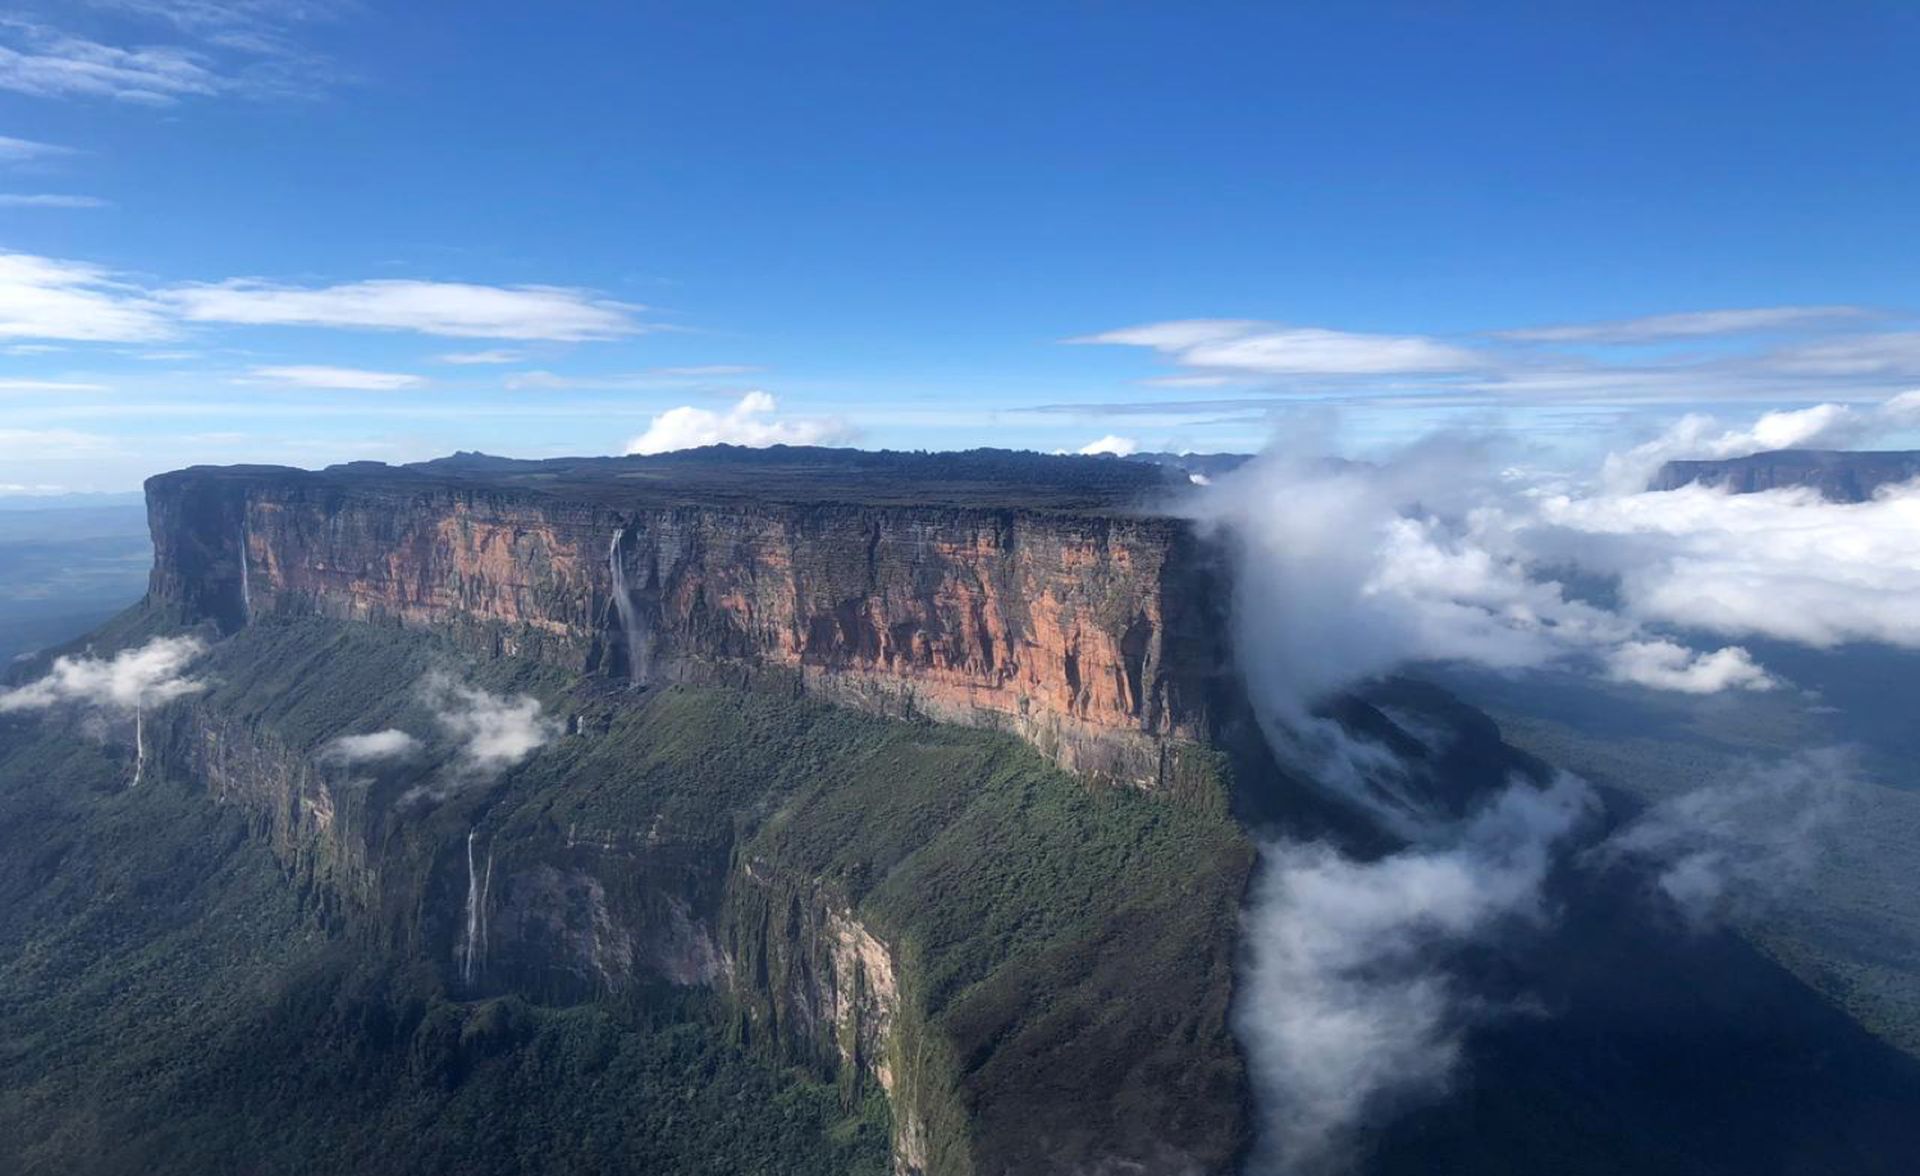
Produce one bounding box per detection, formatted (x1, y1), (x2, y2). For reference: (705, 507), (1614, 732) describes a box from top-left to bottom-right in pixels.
(0, 378), (109, 393)
(1077, 434), (1139, 456)
(0, 428), (116, 455)
(0, 24), (223, 104)
(1541, 478), (1920, 649)
(319, 728), (421, 764)
(0, 251), (171, 341)
(502, 365), (766, 391)
(0, 250), (655, 346)
(1497, 306), (1872, 343)
(1142, 374), (1238, 389)
(645, 363), (762, 378)
(1594, 749), (1854, 925)
(623, 391), (855, 455)
(0, 635), (208, 713)
(1241, 773), (1594, 1175)
(0, 2), (343, 105)
(1074, 319), (1481, 376)
(0, 133), (75, 163)
(1599, 395), (1920, 493)
(420, 672), (556, 775)
(1061, 305), (1920, 411)
(246, 364), (427, 390)
(1763, 331), (1920, 378)
(1190, 445), (1753, 717)
(1191, 393), (1920, 751)
(0, 193), (108, 207)
(436, 348), (525, 365)
(1604, 639), (1773, 694)
(162, 278), (646, 340)
(501, 369), (573, 391)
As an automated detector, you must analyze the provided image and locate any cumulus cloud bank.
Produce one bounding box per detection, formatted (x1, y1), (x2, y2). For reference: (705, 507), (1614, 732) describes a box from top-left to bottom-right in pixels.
(623, 390), (855, 455)
(1187, 440), (1775, 737)
(1203, 399), (1920, 1172)
(1599, 392), (1920, 492)
(1195, 391), (1920, 732)
(0, 636), (208, 713)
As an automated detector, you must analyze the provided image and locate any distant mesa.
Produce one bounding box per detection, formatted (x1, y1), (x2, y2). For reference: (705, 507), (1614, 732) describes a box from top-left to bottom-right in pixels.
(1651, 449), (1920, 502)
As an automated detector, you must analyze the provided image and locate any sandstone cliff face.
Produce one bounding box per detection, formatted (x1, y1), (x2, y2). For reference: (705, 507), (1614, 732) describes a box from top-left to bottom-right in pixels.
(146, 465), (1230, 788)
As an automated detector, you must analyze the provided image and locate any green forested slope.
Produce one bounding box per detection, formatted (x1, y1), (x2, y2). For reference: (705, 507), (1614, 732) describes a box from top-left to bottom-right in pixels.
(0, 612), (1252, 1175)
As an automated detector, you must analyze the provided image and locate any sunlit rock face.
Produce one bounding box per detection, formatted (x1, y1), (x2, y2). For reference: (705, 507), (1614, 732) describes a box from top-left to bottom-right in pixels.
(145, 450), (1232, 789)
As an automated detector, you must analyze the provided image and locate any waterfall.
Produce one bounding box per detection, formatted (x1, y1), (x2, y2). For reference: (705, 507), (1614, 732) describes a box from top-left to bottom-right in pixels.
(460, 828), (491, 985)
(131, 702), (145, 787)
(237, 520), (252, 624)
(608, 526), (650, 683)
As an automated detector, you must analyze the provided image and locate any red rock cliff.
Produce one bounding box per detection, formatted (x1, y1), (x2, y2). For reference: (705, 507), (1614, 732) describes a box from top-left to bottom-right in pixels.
(145, 452), (1231, 787)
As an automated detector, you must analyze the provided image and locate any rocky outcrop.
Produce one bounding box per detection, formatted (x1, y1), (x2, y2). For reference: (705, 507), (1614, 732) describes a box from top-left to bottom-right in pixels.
(153, 684), (950, 1174)
(145, 453), (1231, 789)
(1650, 449), (1920, 501)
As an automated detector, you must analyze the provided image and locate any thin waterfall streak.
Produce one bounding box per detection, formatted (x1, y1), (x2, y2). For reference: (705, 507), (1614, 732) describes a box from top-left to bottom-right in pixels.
(479, 845), (495, 977)
(609, 526), (649, 684)
(237, 519), (252, 624)
(132, 701), (145, 787)
(462, 828), (480, 985)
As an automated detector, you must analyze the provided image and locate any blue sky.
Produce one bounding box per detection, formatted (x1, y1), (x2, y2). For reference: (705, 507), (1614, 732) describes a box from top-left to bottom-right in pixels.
(3, 1), (1920, 491)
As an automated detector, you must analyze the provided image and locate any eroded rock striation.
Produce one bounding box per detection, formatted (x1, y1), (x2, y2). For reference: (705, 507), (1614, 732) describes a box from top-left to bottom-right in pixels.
(146, 448), (1231, 789)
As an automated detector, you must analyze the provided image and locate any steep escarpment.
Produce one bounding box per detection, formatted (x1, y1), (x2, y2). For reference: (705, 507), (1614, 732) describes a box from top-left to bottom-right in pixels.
(145, 450), (1228, 789)
(8, 612), (1249, 1176)
(1651, 449), (1920, 500)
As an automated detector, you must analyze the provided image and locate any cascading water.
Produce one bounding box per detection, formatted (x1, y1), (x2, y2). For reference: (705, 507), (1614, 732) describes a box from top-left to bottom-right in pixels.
(131, 702), (145, 787)
(460, 829), (493, 985)
(608, 526), (650, 684)
(237, 520), (252, 624)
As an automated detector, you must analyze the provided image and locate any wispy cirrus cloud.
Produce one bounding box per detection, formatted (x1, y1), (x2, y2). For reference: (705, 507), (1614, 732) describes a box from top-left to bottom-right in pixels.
(1761, 330), (1920, 377)
(0, 427), (118, 455)
(0, 378), (111, 393)
(504, 365), (762, 391)
(0, 1), (347, 105)
(244, 364), (428, 390)
(0, 252), (170, 341)
(1496, 305), (1876, 344)
(0, 250), (657, 345)
(163, 278), (649, 340)
(1059, 304), (1920, 422)
(0, 192), (109, 208)
(0, 21), (222, 103)
(1071, 319), (1481, 376)
(436, 349), (526, 366)
(0, 133), (77, 163)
